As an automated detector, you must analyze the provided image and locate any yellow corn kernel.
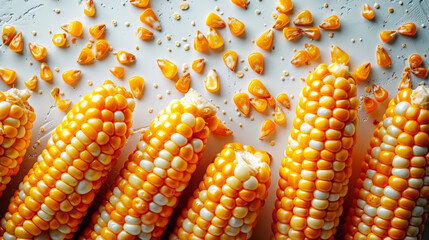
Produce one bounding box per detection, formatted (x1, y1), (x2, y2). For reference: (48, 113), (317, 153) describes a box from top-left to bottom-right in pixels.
(192, 58), (205, 73)
(157, 58), (178, 79)
(223, 50), (238, 71)
(212, 119), (233, 136)
(250, 98), (268, 113)
(248, 79), (270, 98)
(95, 39), (110, 60)
(234, 93), (250, 116)
(175, 72), (191, 93)
(207, 27), (224, 49)
(9, 32), (23, 52)
(109, 66), (125, 78)
(411, 66), (429, 78)
(362, 3), (375, 20)
(89, 24), (106, 39)
(267, 95), (276, 107)
(293, 10), (313, 25)
(276, 93), (290, 109)
(129, 76), (145, 98)
(77, 47), (95, 64)
(140, 8), (161, 31)
(283, 27), (303, 40)
(50, 87), (60, 103)
(372, 84), (388, 102)
(409, 53), (424, 69)
(276, 0), (293, 13)
(399, 67), (411, 90)
(363, 96), (377, 113)
(354, 62), (371, 81)
(303, 26), (321, 40)
(330, 44), (349, 65)
(194, 30), (209, 52)
(40, 62), (53, 81)
(232, 0), (247, 9)
(248, 52), (264, 74)
(52, 33), (67, 47)
(130, 0), (149, 8)
(260, 119), (276, 139)
(206, 12), (225, 28)
(116, 50), (135, 64)
(319, 15), (340, 30)
(205, 69), (220, 93)
(273, 13), (289, 29)
(24, 75), (38, 90)
(136, 27), (153, 40)
(84, 0), (96, 17)
(227, 17), (245, 36)
(2, 25), (16, 44)
(28, 42), (47, 61)
(304, 43), (320, 61)
(62, 70), (81, 85)
(398, 22), (417, 36)
(256, 29), (274, 50)
(379, 30), (397, 43)
(57, 99), (71, 111)
(274, 105), (286, 124)
(61, 21), (83, 37)
(291, 50), (310, 67)
(0, 68), (17, 85)
(376, 44), (392, 67)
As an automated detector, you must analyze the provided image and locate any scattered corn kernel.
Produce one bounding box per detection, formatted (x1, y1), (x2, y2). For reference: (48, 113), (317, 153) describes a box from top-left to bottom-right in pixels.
(283, 27), (303, 40)
(304, 43), (320, 60)
(2, 25), (16, 44)
(206, 12), (225, 28)
(291, 50), (310, 67)
(227, 17), (245, 36)
(57, 99), (71, 111)
(95, 39), (110, 60)
(250, 97), (268, 113)
(28, 42), (47, 61)
(50, 87), (60, 102)
(89, 24), (106, 39)
(84, 0), (96, 17)
(52, 33), (67, 47)
(223, 50), (238, 71)
(61, 20), (83, 36)
(398, 22), (417, 36)
(175, 72), (191, 93)
(116, 50), (135, 64)
(109, 66), (125, 78)
(40, 62), (53, 81)
(192, 58), (205, 73)
(77, 47), (95, 64)
(293, 10), (313, 25)
(362, 3), (375, 20)
(276, 0), (293, 13)
(248, 79), (270, 98)
(234, 93), (251, 116)
(376, 44), (392, 67)
(9, 32), (23, 52)
(363, 96), (377, 112)
(399, 67), (412, 90)
(129, 76), (145, 98)
(24, 75), (38, 90)
(319, 15), (340, 30)
(0, 68), (17, 85)
(354, 62), (371, 81)
(136, 27), (153, 40)
(207, 27), (224, 49)
(62, 70), (81, 85)
(303, 26), (320, 40)
(411, 66), (428, 78)
(205, 69), (220, 93)
(248, 52), (264, 74)
(194, 30), (209, 52)
(276, 93), (290, 109)
(273, 13), (289, 29)
(130, 0), (149, 8)
(211, 119), (233, 135)
(259, 119), (276, 139)
(372, 84), (388, 102)
(274, 105), (286, 124)
(140, 8), (161, 31)
(267, 95), (276, 107)
(256, 29), (274, 50)
(232, 0), (248, 9)
(330, 44), (349, 64)
(157, 58), (178, 79)
(409, 53), (423, 69)
(380, 30), (397, 43)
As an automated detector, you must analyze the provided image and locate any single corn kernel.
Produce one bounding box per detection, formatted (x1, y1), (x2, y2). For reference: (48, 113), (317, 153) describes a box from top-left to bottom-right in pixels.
(84, 0), (96, 17)
(234, 93), (251, 116)
(40, 62), (53, 81)
(227, 17), (245, 36)
(411, 66), (428, 78)
(206, 12), (225, 28)
(303, 26), (320, 40)
(95, 39), (110, 60)
(109, 66), (125, 78)
(207, 27), (224, 49)
(409, 54), (423, 69)
(250, 98), (268, 113)
(274, 105), (286, 124)
(319, 15), (340, 30)
(232, 0), (247, 9)
(256, 29), (274, 50)
(136, 27), (153, 40)
(57, 99), (72, 111)
(192, 58), (205, 73)
(116, 50), (135, 64)
(376, 44), (392, 67)
(211, 119), (233, 136)
(276, 93), (290, 109)
(130, 0), (149, 8)
(24, 75), (38, 90)
(291, 50), (310, 67)
(223, 50), (238, 71)
(194, 30), (209, 52)
(304, 43), (320, 60)
(273, 13), (289, 29)
(276, 0), (293, 13)
(379, 30), (397, 43)
(363, 96), (377, 113)
(205, 69), (220, 93)
(248, 79), (270, 98)
(0, 68), (17, 85)
(372, 84), (388, 102)
(61, 21), (83, 37)
(399, 67), (412, 90)
(9, 32), (23, 52)
(129, 76), (145, 98)
(293, 10), (313, 25)
(354, 62), (371, 81)
(362, 3), (375, 20)
(89, 24), (106, 39)
(77, 47), (95, 64)
(248, 52), (264, 74)
(283, 27), (303, 40)
(51, 87), (60, 102)
(28, 42), (47, 61)
(260, 119), (276, 139)
(175, 72), (191, 93)
(157, 58), (178, 79)
(330, 44), (349, 65)
(52, 33), (67, 47)
(140, 8), (161, 31)
(397, 22), (417, 36)
(267, 95), (276, 107)
(2, 25), (16, 44)
(62, 70), (82, 85)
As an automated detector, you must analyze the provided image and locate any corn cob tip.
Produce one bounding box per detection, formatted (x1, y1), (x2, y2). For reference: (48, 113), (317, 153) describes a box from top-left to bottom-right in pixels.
(235, 148), (271, 174)
(328, 63), (349, 78)
(181, 88), (217, 117)
(411, 85), (429, 109)
(4, 88), (31, 108)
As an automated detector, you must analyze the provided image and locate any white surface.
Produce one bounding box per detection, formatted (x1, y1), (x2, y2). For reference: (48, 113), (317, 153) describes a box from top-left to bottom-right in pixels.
(0, 0), (429, 239)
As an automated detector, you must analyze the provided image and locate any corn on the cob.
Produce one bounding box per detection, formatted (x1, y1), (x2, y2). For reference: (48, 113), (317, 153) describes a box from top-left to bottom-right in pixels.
(344, 86), (429, 240)
(272, 63), (360, 239)
(169, 142), (271, 240)
(0, 81), (135, 240)
(0, 89), (35, 197)
(81, 89), (219, 240)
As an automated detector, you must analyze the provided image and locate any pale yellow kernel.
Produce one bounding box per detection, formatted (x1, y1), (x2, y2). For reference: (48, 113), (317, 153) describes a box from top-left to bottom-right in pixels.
(157, 39), (162, 45)
(180, 2), (189, 10)
(173, 13), (181, 20)
(250, 116), (254, 121)
(272, 12), (278, 19)
(153, 83), (158, 88)
(157, 94), (162, 99)
(374, 3), (380, 9)
(29, 61), (33, 65)
(88, 80), (93, 86)
(236, 71), (244, 78)
(184, 44), (190, 51)
(175, 41), (181, 47)
(224, 100), (227, 104)
(112, 20), (117, 26)
(222, 110), (226, 115)
(270, 140), (275, 146)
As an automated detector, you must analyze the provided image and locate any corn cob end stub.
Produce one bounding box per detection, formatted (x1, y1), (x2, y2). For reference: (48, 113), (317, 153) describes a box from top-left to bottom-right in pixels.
(180, 88), (217, 117)
(411, 85), (429, 109)
(3, 88), (32, 110)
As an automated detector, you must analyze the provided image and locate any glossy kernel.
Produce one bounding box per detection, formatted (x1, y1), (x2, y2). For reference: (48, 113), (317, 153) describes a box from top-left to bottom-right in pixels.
(62, 70), (81, 85)
(250, 98), (268, 113)
(248, 79), (270, 98)
(397, 22), (417, 36)
(9, 32), (23, 52)
(194, 30), (209, 52)
(77, 48), (95, 64)
(303, 27), (320, 40)
(293, 10), (313, 25)
(330, 45), (349, 65)
(411, 66), (428, 78)
(399, 67), (411, 90)
(89, 24), (106, 39)
(372, 84), (388, 102)
(283, 27), (303, 40)
(0, 68), (17, 85)
(192, 59), (205, 73)
(175, 72), (191, 93)
(363, 96), (377, 113)
(277, 93), (290, 109)
(380, 30), (397, 43)
(256, 29), (274, 50)
(61, 21), (83, 37)
(129, 76), (145, 98)
(206, 12), (225, 28)
(24, 75), (38, 90)
(276, 0), (293, 13)
(362, 4), (375, 20)
(95, 39), (110, 60)
(140, 8), (161, 31)
(248, 52), (264, 74)
(157, 58), (178, 80)
(40, 62), (53, 81)
(291, 50), (310, 67)
(52, 33), (67, 47)
(319, 15), (340, 30)
(273, 14), (289, 29)
(376, 45), (391, 67)
(234, 93), (250, 116)
(136, 27), (153, 40)
(354, 62), (371, 81)
(57, 99), (72, 112)
(109, 66), (125, 79)
(116, 51), (135, 64)
(274, 105), (287, 125)
(207, 28), (224, 49)
(304, 43), (320, 61)
(260, 119), (276, 139)
(223, 50), (238, 71)
(205, 69), (220, 93)
(232, 0), (248, 9)
(227, 17), (245, 36)
(2, 25), (16, 44)
(130, 0), (149, 8)
(84, 0), (96, 17)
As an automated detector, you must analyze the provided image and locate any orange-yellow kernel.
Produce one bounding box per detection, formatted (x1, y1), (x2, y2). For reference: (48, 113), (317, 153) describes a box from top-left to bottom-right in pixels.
(223, 50), (238, 71)
(398, 22), (417, 36)
(24, 75), (38, 90)
(89, 24), (106, 39)
(0, 68), (17, 85)
(304, 43), (320, 61)
(40, 62), (53, 81)
(293, 10), (313, 25)
(192, 58), (205, 73)
(194, 30), (209, 52)
(372, 84), (388, 102)
(276, 93), (290, 109)
(206, 12), (225, 28)
(273, 14), (289, 29)
(205, 69), (220, 93)
(409, 54), (423, 69)
(130, 0), (149, 8)
(376, 45), (392, 67)
(248, 52), (264, 74)
(62, 70), (81, 85)
(399, 67), (411, 90)
(9, 32), (23, 52)
(207, 27), (224, 49)
(256, 29), (274, 50)
(175, 72), (191, 93)
(276, 0), (293, 13)
(77, 48), (95, 64)
(232, 0), (248, 9)
(362, 4), (375, 20)
(212, 120), (233, 136)
(140, 8), (161, 31)
(379, 30), (397, 43)
(116, 51), (135, 64)
(95, 39), (110, 60)
(291, 50), (310, 67)
(330, 44), (349, 65)
(274, 105), (286, 124)
(250, 98), (268, 113)
(61, 21), (83, 37)
(109, 66), (125, 78)
(248, 79), (270, 98)
(234, 93), (250, 116)
(363, 96), (377, 113)
(354, 62), (371, 81)
(129, 76), (145, 98)
(51, 87), (60, 102)
(303, 27), (320, 40)
(259, 119), (276, 139)
(28, 42), (47, 61)
(319, 15), (340, 30)
(227, 17), (245, 36)
(84, 0), (96, 17)
(2, 25), (16, 44)
(57, 99), (72, 112)
(157, 58), (178, 79)
(52, 33), (67, 47)
(283, 27), (303, 40)
(411, 66), (428, 78)
(136, 27), (153, 40)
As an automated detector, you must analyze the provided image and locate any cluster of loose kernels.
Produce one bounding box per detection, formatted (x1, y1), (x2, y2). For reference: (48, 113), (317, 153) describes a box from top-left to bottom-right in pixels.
(81, 93), (217, 240)
(0, 89), (35, 197)
(2, 25), (24, 53)
(169, 143), (271, 240)
(0, 82), (135, 240)
(272, 63), (360, 240)
(379, 22), (417, 43)
(50, 87), (73, 112)
(408, 54), (428, 78)
(290, 43), (320, 67)
(344, 87), (429, 240)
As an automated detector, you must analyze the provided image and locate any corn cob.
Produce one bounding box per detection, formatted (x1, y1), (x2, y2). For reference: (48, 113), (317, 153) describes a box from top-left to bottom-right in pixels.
(0, 89), (35, 197)
(169, 142), (271, 240)
(272, 63), (360, 239)
(0, 81), (135, 240)
(81, 89), (218, 240)
(344, 86), (429, 240)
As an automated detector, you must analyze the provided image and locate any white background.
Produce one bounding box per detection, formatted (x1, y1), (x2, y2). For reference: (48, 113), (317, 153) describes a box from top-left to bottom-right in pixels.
(1, 0), (429, 239)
